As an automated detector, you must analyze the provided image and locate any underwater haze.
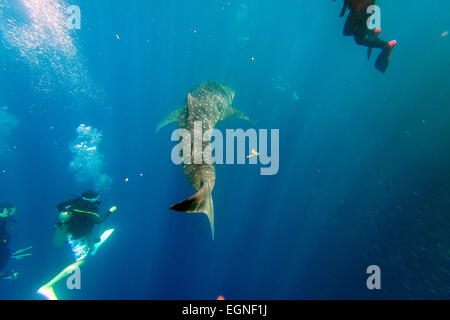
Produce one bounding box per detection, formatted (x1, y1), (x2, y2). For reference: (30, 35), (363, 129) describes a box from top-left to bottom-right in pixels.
(0, 0), (449, 299)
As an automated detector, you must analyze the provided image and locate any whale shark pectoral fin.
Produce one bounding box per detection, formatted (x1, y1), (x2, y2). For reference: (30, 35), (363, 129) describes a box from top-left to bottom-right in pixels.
(170, 183), (215, 240)
(156, 108), (182, 133)
(224, 107), (255, 125)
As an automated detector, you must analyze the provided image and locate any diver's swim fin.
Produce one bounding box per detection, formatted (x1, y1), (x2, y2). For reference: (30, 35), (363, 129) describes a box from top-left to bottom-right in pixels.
(37, 286), (58, 300)
(170, 183), (215, 240)
(375, 40), (397, 73)
(90, 229), (114, 256)
(9, 253), (32, 260)
(10, 246), (32, 260)
(10, 246), (32, 255)
(37, 260), (85, 300)
(340, 3), (348, 17)
(367, 47), (373, 60)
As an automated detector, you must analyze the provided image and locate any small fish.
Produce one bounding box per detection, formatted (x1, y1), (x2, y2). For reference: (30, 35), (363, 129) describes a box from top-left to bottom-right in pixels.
(441, 31), (448, 37)
(246, 149), (259, 158)
(236, 36), (250, 42)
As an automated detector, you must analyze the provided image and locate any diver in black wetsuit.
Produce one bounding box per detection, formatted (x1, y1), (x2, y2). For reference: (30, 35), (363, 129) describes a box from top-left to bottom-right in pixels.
(337, 0), (397, 72)
(36, 192), (116, 299)
(53, 190), (116, 261)
(1, 204), (15, 280)
(0, 203), (31, 281)
(0, 219), (11, 277)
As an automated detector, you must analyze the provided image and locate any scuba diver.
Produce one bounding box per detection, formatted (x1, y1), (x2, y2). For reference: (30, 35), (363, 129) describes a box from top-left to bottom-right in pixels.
(0, 203), (32, 282)
(336, 0), (397, 72)
(37, 191), (116, 300)
(53, 190), (116, 261)
(0, 212), (11, 280)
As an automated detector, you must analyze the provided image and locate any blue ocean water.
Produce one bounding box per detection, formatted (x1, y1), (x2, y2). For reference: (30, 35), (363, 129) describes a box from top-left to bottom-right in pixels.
(0, 0), (449, 299)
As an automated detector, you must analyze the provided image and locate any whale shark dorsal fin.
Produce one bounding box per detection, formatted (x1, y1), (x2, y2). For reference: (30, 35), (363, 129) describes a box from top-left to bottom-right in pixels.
(156, 108), (182, 133)
(187, 93), (196, 107)
(223, 107), (255, 125)
(187, 93), (200, 118)
(188, 93), (202, 122)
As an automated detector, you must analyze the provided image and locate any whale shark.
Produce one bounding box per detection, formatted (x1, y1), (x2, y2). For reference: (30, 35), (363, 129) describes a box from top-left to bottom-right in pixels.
(157, 81), (253, 239)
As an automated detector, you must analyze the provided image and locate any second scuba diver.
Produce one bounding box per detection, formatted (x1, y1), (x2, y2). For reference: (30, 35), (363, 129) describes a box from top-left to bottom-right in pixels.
(0, 203), (32, 281)
(336, 0), (397, 72)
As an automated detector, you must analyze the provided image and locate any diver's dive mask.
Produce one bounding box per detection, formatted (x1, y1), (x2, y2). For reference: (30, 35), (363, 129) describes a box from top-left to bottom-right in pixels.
(81, 195), (100, 203)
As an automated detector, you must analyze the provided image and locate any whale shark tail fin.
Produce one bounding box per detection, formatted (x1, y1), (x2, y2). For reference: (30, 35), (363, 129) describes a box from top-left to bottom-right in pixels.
(170, 183), (215, 240)
(225, 107), (255, 125)
(156, 108), (182, 133)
